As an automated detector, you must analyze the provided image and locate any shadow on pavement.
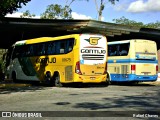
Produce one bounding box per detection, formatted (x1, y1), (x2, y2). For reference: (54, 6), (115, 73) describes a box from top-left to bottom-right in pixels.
(0, 83), (48, 94)
(110, 82), (156, 86)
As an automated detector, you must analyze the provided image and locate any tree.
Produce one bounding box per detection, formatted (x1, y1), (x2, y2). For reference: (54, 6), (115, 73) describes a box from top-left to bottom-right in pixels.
(40, 4), (72, 19)
(65, 0), (119, 21)
(20, 10), (35, 18)
(112, 16), (160, 29)
(94, 0), (119, 21)
(112, 16), (144, 27)
(145, 21), (160, 29)
(0, 0), (31, 17)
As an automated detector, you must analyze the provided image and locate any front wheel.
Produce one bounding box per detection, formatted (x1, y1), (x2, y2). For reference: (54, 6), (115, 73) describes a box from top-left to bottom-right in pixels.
(54, 74), (63, 87)
(105, 74), (111, 86)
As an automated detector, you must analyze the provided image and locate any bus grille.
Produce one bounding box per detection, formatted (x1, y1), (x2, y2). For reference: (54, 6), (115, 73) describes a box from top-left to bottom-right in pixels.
(65, 66), (73, 81)
(114, 67), (120, 74)
(82, 54), (104, 60)
(121, 65), (128, 75)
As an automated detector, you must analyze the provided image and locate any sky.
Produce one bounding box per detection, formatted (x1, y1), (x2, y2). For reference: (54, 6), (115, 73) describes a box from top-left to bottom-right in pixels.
(5, 0), (160, 24)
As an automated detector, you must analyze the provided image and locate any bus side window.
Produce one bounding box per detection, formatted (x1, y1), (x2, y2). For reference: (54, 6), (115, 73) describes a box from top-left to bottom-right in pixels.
(119, 43), (129, 56)
(68, 39), (74, 52)
(36, 44), (45, 56)
(12, 47), (19, 59)
(42, 44), (46, 55)
(60, 41), (65, 54)
(108, 45), (117, 56)
(47, 42), (55, 55)
(120, 50), (127, 56)
(28, 45), (34, 56)
(21, 45), (28, 57)
(108, 46), (112, 56)
(116, 45), (120, 56)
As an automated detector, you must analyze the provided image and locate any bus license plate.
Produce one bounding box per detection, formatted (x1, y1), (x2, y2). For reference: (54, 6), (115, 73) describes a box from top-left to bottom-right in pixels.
(90, 77), (95, 80)
(144, 64), (149, 66)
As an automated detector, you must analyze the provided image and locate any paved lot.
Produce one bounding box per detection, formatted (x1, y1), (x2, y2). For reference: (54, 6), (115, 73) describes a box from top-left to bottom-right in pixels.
(0, 82), (160, 120)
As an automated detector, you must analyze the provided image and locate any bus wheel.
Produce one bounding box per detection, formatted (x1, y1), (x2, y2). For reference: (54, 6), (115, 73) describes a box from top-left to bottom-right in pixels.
(12, 71), (17, 83)
(54, 74), (63, 87)
(105, 74), (111, 86)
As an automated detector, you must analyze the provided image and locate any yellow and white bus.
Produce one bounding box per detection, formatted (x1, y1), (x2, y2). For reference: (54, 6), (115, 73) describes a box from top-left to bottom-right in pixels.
(3, 34), (109, 86)
(107, 39), (158, 83)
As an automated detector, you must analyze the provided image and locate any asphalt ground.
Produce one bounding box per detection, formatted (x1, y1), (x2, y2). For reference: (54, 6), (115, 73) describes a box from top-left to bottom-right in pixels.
(1, 79), (160, 88)
(0, 81), (160, 120)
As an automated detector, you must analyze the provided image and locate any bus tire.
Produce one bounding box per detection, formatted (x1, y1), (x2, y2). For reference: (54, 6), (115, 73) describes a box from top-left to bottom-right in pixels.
(106, 73), (111, 86)
(54, 73), (63, 87)
(12, 71), (17, 83)
(45, 71), (52, 86)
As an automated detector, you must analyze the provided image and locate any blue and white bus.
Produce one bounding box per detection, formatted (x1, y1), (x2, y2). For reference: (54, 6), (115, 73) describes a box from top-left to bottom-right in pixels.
(107, 39), (158, 83)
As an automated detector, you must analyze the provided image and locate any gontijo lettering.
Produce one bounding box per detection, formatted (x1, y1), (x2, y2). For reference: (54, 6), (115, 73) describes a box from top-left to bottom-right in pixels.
(81, 49), (106, 54)
(36, 57), (56, 63)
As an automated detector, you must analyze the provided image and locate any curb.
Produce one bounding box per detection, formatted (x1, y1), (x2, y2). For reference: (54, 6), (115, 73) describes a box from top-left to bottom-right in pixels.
(0, 83), (31, 88)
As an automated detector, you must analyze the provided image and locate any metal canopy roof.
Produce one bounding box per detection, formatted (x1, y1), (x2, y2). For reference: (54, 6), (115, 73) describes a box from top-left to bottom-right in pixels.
(0, 17), (160, 49)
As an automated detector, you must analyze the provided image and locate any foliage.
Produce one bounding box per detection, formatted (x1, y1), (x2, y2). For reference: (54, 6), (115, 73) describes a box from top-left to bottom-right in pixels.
(0, 0), (31, 17)
(108, 0), (119, 4)
(40, 4), (72, 19)
(144, 21), (160, 29)
(113, 16), (144, 27)
(113, 16), (160, 29)
(20, 10), (35, 18)
(93, 0), (119, 21)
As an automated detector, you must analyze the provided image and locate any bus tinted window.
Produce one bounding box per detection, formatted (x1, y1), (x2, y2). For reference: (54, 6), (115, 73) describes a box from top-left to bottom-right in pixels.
(108, 43), (130, 56)
(12, 38), (74, 58)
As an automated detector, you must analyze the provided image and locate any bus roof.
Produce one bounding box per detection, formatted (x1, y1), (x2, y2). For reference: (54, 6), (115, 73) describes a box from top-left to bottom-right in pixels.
(108, 39), (155, 45)
(14, 34), (79, 45)
(108, 40), (130, 45)
(14, 33), (106, 46)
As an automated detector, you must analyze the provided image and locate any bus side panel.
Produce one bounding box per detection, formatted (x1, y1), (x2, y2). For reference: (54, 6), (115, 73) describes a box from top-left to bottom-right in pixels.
(108, 60), (157, 82)
(28, 52), (74, 83)
(6, 58), (39, 81)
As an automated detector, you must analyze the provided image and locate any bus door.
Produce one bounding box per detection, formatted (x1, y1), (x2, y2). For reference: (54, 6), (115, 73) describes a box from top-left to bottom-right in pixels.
(118, 43), (130, 80)
(109, 43), (130, 81)
(79, 34), (107, 76)
(134, 40), (157, 76)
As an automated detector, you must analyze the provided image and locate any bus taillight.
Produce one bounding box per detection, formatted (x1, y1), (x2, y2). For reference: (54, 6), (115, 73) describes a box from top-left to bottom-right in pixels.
(75, 61), (82, 75)
(103, 62), (107, 75)
(156, 65), (158, 73)
(131, 65), (136, 74)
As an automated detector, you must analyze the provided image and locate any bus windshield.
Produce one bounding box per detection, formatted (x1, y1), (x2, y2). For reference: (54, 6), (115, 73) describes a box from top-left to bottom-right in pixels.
(135, 40), (157, 60)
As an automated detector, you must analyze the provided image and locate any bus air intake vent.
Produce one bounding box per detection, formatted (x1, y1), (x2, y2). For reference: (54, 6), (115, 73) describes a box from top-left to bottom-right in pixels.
(82, 54), (104, 60)
(65, 66), (73, 81)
